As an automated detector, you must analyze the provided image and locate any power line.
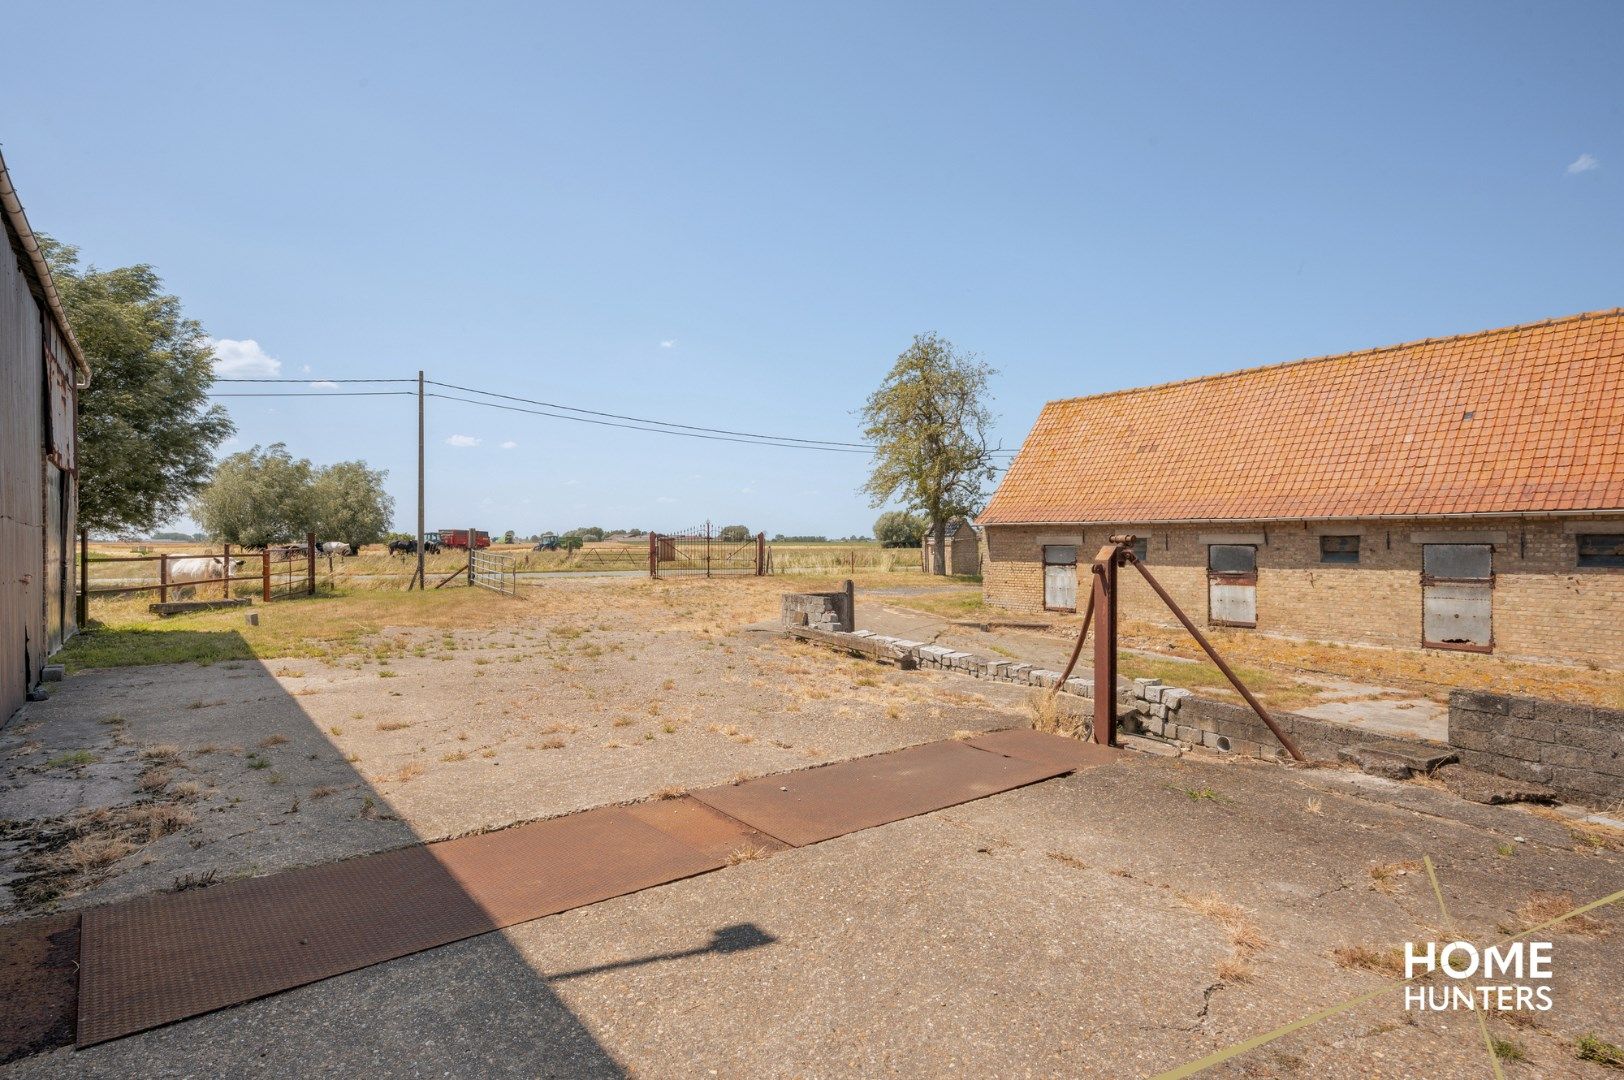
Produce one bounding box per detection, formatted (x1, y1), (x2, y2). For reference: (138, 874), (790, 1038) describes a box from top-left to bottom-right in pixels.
(425, 392), (876, 453)
(426, 379), (870, 448)
(208, 374), (1019, 453)
(209, 391), (418, 399)
(213, 377), (416, 384)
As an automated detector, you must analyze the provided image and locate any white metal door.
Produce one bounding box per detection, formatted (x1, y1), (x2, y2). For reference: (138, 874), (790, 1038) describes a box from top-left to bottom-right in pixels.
(1422, 544), (1493, 651)
(1043, 545), (1077, 611)
(1207, 544), (1257, 627)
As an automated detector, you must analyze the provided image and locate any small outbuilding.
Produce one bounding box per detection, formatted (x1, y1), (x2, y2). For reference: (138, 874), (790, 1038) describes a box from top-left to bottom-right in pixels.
(922, 517), (981, 576)
(977, 310), (1624, 667)
(1, 150), (90, 719)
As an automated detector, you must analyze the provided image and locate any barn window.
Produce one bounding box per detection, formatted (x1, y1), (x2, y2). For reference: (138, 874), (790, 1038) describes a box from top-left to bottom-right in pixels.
(1319, 535), (1360, 564)
(1576, 534), (1624, 568)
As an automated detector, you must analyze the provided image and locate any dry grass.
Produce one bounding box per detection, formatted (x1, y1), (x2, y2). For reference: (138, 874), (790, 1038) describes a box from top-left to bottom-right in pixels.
(394, 762), (425, 783)
(376, 720), (411, 732)
(1331, 945), (1406, 978)
(1515, 891), (1610, 937)
(653, 785), (687, 800)
(1216, 956), (1255, 983)
(538, 737), (566, 750)
(137, 766), (173, 794)
(1303, 798), (1324, 816)
(1368, 859), (1422, 894)
(310, 786), (337, 799)
(724, 845), (771, 865)
(257, 734), (288, 748)
(1046, 851), (1087, 870)
(139, 744), (182, 761)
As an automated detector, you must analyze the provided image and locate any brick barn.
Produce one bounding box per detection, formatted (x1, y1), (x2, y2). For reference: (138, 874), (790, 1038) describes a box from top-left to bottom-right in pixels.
(1, 151), (89, 720)
(977, 310), (1624, 668)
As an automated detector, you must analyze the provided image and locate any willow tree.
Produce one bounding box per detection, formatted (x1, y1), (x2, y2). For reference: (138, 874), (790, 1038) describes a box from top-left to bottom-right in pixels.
(861, 333), (995, 575)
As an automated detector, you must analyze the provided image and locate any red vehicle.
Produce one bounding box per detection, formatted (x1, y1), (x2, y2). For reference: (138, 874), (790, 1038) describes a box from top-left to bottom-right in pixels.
(436, 529), (491, 550)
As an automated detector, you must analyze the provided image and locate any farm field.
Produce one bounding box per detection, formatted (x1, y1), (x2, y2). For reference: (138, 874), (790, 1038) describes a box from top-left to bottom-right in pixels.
(2, 574), (1618, 1076)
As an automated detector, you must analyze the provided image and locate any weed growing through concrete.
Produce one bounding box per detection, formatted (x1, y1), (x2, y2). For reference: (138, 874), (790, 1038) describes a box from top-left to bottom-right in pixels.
(1514, 892), (1609, 937)
(1330, 945), (1405, 977)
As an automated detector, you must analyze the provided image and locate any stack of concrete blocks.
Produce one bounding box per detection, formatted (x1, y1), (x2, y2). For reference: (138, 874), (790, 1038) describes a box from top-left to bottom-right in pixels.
(1124, 678), (1194, 743)
(1449, 691), (1622, 805)
(780, 592), (853, 633)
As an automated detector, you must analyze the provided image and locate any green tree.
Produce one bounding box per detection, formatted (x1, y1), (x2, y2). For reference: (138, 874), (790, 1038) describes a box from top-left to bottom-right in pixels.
(502, 529), (516, 544)
(310, 460), (395, 548)
(861, 333), (995, 574)
(873, 510), (926, 547)
(41, 238), (234, 536)
(559, 534), (584, 552)
(191, 444), (313, 547)
(717, 524), (752, 543)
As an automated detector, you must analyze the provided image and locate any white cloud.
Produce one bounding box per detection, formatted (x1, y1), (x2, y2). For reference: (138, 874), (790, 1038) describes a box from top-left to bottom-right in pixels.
(564, 478), (581, 486)
(309, 380), (340, 390)
(301, 363), (312, 374)
(1567, 153), (1600, 174)
(660, 339), (676, 348)
(210, 338), (281, 377)
(445, 434), (480, 447)
(500, 440), (518, 449)
(656, 496), (677, 504)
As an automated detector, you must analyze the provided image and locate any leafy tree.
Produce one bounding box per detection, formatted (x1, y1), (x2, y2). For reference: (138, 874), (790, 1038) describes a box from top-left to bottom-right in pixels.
(310, 460), (394, 548)
(717, 524), (752, 543)
(191, 444), (314, 547)
(861, 333), (995, 574)
(41, 238), (234, 536)
(502, 529), (516, 544)
(873, 510), (926, 547)
(559, 534), (584, 551)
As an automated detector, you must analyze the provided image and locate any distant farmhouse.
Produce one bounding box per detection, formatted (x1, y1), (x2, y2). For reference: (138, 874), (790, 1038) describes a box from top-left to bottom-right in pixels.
(1, 152), (89, 718)
(977, 310), (1624, 667)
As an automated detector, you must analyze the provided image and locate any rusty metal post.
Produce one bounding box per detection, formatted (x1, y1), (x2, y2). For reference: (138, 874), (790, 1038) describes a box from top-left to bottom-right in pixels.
(305, 532), (317, 595)
(648, 532), (657, 579)
(223, 543), (231, 599)
(1126, 556), (1305, 762)
(1090, 544), (1119, 746)
(704, 521), (712, 578)
(756, 532), (765, 576)
(77, 530), (89, 626)
(262, 549), (271, 601)
(843, 578), (855, 632)
(159, 553), (169, 604)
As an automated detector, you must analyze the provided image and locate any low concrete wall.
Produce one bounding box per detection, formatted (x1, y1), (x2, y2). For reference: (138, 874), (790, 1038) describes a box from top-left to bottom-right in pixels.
(1448, 690), (1623, 804)
(785, 626), (1350, 762)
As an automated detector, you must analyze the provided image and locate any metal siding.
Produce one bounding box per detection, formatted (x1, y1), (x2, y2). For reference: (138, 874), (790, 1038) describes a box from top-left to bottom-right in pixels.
(1209, 582), (1258, 625)
(1423, 583), (1493, 647)
(1, 231), (46, 720)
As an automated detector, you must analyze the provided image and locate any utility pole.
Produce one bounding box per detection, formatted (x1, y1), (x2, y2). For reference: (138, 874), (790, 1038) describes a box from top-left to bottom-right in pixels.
(416, 370), (426, 590)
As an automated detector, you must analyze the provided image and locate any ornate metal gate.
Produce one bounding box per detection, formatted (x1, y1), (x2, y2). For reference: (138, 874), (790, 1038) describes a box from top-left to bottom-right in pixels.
(648, 526), (765, 578)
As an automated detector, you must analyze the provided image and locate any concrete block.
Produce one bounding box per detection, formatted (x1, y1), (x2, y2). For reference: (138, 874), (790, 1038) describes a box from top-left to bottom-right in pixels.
(1145, 684), (1164, 704)
(41, 664), (65, 682)
(1452, 690), (1511, 715)
(1176, 725), (1200, 744)
(1132, 678), (1161, 699)
(1534, 699), (1594, 730)
(1150, 702), (1168, 720)
(1063, 677), (1092, 698)
(1508, 698), (1536, 720)
(1163, 688), (1191, 711)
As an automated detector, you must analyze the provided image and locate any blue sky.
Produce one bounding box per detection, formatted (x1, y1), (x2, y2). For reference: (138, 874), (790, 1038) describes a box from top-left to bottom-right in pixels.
(5, 2), (1619, 537)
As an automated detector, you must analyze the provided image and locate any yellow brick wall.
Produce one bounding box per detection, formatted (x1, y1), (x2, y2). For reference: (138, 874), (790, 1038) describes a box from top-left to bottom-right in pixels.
(980, 518), (1624, 667)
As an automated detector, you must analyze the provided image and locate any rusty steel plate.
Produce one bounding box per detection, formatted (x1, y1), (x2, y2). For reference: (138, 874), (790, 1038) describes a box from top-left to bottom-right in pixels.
(691, 740), (1068, 848)
(623, 796), (789, 862)
(0, 913), (80, 1063)
(965, 728), (1121, 772)
(78, 805), (723, 1047)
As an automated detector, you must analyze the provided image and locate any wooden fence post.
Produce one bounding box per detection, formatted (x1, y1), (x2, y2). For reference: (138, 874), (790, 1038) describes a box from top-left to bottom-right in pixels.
(159, 553), (169, 604)
(223, 543), (231, 599)
(262, 549), (271, 601)
(305, 532), (317, 595)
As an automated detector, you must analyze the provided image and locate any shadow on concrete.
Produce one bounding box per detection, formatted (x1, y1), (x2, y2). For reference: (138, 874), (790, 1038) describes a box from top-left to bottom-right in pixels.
(0, 629), (684, 1074)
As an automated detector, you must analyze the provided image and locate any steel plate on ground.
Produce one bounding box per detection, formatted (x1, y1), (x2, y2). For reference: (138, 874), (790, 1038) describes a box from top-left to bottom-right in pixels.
(690, 740), (1068, 847)
(0, 913), (80, 1063)
(965, 728), (1121, 772)
(78, 805), (723, 1046)
(623, 796), (789, 861)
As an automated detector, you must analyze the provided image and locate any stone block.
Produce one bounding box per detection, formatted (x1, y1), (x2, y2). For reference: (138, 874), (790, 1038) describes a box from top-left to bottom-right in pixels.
(1163, 688), (1191, 711)
(1150, 702), (1168, 720)
(1145, 684), (1164, 704)
(1534, 699), (1595, 730)
(1063, 677), (1092, 698)
(1509, 698), (1536, 720)
(1452, 690), (1512, 715)
(1132, 678), (1162, 699)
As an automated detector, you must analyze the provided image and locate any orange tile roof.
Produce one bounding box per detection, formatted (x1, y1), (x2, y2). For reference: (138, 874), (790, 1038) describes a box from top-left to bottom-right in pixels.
(979, 309), (1624, 525)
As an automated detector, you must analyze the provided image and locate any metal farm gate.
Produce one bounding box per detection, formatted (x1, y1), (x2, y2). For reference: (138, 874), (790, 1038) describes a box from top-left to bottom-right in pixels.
(470, 548), (520, 596)
(648, 526), (765, 578)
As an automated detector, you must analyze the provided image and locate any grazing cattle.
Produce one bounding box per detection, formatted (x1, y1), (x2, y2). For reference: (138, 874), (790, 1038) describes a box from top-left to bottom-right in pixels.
(168, 556), (247, 599)
(388, 539), (416, 557)
(267, 544), (303, 562)
(320, 542), (352, 557)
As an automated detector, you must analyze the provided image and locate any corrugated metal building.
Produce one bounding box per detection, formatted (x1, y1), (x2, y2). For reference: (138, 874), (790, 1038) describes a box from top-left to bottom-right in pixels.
(1, 150), (90, 720)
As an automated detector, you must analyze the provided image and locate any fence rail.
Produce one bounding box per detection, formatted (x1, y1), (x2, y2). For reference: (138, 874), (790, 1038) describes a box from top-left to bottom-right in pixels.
(78, 534), (318, 604)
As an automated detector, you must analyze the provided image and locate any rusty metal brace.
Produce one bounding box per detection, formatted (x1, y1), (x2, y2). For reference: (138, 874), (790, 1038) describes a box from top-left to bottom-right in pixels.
(1054, 535), (1304, 762)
